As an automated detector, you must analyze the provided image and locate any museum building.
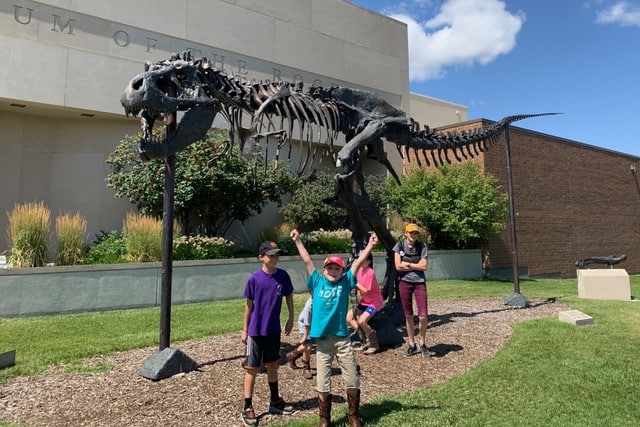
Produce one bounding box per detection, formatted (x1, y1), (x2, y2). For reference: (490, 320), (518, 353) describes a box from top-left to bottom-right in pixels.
(1, 0), (638, 277)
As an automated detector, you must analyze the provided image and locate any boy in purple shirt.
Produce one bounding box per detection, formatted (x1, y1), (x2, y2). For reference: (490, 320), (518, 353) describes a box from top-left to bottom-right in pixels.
(240, 241), (295, 426)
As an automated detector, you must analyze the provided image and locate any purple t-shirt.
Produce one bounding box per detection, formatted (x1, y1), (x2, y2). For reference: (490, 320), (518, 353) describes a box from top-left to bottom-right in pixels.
(243, 268), (294, 337)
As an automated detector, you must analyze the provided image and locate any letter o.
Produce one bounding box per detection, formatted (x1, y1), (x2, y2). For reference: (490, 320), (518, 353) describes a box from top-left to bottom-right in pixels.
(113, 30), (130, 47)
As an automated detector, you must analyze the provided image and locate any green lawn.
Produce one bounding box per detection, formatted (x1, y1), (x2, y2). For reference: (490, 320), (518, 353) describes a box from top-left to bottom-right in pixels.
(1, 276), (639, 426)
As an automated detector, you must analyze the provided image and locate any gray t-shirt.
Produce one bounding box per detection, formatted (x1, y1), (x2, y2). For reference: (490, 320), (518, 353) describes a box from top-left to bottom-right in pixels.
(392, 239), (428, 283)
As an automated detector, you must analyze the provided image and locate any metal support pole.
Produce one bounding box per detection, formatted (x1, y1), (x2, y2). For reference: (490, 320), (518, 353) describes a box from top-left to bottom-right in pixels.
(159, 150), (175, 350)
(138, 90), (198, 380)
(504, 124), (529, 308)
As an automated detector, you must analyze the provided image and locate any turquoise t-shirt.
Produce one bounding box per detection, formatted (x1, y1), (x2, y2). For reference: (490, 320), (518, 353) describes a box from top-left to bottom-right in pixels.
(306, 269), (356, 339)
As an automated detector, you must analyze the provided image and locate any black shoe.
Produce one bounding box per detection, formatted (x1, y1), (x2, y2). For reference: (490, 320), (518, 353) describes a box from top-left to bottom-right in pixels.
(420, 344), (431, 358)
(404, 344), (418, 357)
(268, 398), (294, 415)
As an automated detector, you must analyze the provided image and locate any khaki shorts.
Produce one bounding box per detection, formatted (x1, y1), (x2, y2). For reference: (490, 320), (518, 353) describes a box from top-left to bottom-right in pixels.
(315, 334), (360, 393)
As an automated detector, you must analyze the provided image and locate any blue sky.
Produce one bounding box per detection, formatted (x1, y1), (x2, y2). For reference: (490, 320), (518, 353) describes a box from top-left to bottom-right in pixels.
(349, 0), (640, 157)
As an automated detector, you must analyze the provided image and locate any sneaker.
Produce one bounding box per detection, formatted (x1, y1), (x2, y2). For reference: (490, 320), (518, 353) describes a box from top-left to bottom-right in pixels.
(404, 344), (418, 357)
(268, 398), (294, 415)
(363, 344), (378, 355)
(239, 406), (257, 426)
(351, 341), (365, 351)
(420, 344), (431, 358)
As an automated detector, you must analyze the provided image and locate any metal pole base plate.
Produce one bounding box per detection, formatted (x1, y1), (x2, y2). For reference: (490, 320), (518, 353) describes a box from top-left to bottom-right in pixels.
(139, 347), (199, 381)
(504, 292), (530, 308)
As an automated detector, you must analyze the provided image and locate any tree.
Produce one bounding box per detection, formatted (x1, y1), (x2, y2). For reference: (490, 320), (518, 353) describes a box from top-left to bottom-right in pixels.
(383, 162), (508, 249)
(106, 128), (300, 236)
(280, 171), (386, 232)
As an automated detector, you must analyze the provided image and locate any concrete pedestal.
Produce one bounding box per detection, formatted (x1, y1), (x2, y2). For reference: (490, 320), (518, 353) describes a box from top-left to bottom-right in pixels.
(577, 269), (631, 301)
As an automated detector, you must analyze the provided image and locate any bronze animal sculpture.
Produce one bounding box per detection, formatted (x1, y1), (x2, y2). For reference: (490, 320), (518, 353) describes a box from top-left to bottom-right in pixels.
(120, 51), (555, 300)
(575, 255), (627, 269)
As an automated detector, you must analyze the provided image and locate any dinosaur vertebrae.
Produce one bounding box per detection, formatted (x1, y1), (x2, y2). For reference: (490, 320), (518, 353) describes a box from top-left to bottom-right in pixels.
(194, 57), (552, 171)
(398, 113), (554, 168)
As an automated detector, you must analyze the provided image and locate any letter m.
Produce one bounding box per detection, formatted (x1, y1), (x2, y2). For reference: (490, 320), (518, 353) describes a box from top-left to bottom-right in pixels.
(52, 15), (76, 34)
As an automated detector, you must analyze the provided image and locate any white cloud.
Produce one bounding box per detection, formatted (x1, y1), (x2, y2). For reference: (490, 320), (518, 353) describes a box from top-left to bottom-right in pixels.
(388, 0), (525, 82)
(595, 1), (640, 26)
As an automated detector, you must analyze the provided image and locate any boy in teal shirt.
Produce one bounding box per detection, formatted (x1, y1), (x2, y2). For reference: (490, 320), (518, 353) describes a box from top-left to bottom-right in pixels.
(291, 229), (378, 427)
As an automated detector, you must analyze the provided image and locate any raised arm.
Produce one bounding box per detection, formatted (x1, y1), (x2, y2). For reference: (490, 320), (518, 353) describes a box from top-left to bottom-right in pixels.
(350, 233), (378, 276)
(291, 229), (315, 275)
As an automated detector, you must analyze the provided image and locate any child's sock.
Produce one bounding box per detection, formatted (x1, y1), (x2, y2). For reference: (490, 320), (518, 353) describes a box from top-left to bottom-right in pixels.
(268, 381), (279, 402)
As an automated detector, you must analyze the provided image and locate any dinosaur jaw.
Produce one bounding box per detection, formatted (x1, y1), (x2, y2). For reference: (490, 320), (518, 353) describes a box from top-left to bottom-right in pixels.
(134, 105), (218, 160)
(120, 69), (220, 160)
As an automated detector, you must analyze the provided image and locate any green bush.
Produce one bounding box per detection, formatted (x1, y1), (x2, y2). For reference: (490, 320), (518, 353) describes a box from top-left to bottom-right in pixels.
(84, 231), (127, 265)
(274, 229), (353, 255)
(7, 202), (51, 268)
(107, 128), (300, 236)
(384, 162), (508, 249)
(280, 171), (386, 232)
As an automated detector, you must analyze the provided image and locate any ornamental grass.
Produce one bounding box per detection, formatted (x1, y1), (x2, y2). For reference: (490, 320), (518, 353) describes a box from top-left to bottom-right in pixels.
(6, 201), (51, 268)
(55, 212), (88, 266)
(122, 212), (162, 262)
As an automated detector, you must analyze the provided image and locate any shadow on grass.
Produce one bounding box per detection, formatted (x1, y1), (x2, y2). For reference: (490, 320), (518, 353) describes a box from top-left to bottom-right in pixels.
(337, 399), (439, 425)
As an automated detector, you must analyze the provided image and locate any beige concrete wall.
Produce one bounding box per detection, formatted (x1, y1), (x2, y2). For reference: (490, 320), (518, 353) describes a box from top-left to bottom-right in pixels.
(0, 250), (482, 317)
(4, 0), (409, 112)
(0, 109), (138, 253)
(409, 93), (468, 128)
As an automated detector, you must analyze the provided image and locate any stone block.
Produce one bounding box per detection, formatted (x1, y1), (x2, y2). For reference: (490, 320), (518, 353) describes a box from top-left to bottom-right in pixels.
(577, 269), (631, 301)
(559, 310), (594, 326)
(139, 348), (199, 381)
(0, 349), (16, 369)
(369, 311), (404, 348)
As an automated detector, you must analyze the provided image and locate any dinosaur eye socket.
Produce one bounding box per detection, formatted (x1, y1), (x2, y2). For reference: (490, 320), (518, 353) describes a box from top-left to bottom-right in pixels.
(176, 71), (186, 81)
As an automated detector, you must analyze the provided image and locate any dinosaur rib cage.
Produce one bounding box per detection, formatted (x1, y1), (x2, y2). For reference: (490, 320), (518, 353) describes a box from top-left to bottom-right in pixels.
(205, 70), (342, 174)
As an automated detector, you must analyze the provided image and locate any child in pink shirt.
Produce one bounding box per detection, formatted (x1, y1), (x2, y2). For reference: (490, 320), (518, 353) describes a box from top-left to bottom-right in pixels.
(347, 253), (383, 354)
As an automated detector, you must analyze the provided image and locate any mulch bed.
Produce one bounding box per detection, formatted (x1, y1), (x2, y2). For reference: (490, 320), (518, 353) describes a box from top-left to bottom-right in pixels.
(0, 297), (564, 426)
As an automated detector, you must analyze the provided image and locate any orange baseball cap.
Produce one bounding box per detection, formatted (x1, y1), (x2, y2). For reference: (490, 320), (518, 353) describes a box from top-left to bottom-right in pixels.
(405, 223), (420, 233)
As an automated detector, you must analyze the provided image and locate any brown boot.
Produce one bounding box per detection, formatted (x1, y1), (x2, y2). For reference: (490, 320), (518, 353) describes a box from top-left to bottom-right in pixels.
(346, 388), (362, 427)
(318, 393), (332, 427)
(302, 359), (313, 380)
(285, 350), (302, 369)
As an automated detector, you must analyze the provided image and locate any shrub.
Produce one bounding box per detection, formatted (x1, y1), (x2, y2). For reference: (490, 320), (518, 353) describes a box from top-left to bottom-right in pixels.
(173, 235), (235, 260)
(107, 128), (300, 235)
(274, 228), (353, 255)
(84, 231), (127, 265)
(280, 171), (386, 232)
(55, 213), (88, 265)
(384, 162), (508, 249)
(123, 213), (162, 262)
(7, 202), (51, 268)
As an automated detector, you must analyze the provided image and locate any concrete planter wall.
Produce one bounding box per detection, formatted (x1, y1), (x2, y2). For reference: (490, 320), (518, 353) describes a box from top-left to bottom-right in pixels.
(0, 249), (482, 317)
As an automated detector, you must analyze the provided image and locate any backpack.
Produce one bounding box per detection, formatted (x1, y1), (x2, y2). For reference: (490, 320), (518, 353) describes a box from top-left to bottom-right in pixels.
(397, 239), (424, 265)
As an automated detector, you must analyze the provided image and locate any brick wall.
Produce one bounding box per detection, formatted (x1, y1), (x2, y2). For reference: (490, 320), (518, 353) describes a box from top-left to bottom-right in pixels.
(403, 120), (640, 278)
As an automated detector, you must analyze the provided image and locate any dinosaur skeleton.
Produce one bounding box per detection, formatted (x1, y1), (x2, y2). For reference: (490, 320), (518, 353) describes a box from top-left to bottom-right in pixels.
(121, 51), (555, 298)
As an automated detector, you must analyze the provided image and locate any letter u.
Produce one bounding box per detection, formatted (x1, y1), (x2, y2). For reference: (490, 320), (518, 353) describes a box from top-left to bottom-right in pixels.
(14, 5), (34, 24)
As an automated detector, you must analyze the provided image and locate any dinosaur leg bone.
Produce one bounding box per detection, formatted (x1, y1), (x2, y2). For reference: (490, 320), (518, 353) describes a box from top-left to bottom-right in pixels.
(335, 120), (387, 174)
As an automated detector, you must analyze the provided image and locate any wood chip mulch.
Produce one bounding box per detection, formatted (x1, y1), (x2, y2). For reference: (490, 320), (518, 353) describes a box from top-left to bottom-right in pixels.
(0, 297), (564, 426)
